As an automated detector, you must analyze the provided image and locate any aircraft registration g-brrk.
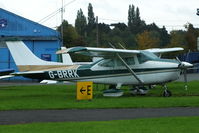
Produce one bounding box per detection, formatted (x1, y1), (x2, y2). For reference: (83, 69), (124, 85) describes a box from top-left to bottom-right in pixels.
(2, 41), (193, 97)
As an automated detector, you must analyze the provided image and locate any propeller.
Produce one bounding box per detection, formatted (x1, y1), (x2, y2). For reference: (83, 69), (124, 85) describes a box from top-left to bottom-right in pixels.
(175, 57), (192, 90)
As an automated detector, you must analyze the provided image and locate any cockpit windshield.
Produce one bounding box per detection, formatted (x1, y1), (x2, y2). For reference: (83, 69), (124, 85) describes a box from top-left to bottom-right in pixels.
(137, 51), (159, 63)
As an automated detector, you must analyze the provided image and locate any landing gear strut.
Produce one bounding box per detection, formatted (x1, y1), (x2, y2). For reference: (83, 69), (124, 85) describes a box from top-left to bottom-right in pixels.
(162, 85), (172, 97)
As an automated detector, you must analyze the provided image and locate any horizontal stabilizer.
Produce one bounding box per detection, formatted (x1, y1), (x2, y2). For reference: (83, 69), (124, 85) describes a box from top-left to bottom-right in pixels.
(0, 69), (14, 76)
(0, 75), (15, 79)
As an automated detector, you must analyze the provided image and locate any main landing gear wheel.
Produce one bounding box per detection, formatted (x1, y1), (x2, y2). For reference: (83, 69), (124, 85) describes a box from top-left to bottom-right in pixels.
(163, 90), (172, 97)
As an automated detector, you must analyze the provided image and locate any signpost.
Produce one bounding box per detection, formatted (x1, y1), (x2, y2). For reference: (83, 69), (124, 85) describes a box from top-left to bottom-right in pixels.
(77, 81), (93, 100)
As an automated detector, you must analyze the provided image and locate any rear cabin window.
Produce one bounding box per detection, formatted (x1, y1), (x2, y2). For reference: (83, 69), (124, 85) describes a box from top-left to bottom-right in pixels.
(125, 57), (135, 65)
(98, 57), (136, 67)
(116, 57), (135, 66)
(98, 59), (114, 67)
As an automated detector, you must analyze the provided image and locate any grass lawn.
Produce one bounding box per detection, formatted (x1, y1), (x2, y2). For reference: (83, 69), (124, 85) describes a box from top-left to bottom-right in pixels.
(0, 81), (199, 110)
(0, 117), (199, 133)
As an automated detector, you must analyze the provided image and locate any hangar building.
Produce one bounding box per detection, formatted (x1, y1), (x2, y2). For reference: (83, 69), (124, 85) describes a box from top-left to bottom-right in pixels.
(0, 8), (62, 80)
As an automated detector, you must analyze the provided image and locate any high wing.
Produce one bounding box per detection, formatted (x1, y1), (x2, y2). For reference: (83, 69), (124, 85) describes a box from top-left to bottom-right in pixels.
(57, 46), (183, 58)
(56, 46), (140, 58)
(145, 47), (184, 54)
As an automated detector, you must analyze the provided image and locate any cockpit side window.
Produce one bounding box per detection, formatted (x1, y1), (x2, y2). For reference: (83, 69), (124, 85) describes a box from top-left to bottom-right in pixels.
(116, 57), (135, 66)
(98, 57), (136, 67)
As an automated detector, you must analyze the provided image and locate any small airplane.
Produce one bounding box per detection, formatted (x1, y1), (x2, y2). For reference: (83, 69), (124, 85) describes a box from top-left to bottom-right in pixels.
(2, 41), (193, 97)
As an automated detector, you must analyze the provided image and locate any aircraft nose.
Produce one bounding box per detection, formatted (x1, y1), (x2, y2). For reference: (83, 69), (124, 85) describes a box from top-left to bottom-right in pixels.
(180, 62), (193, 68)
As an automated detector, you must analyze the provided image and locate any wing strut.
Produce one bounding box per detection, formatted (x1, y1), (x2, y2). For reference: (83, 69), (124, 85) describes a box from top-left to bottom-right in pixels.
(116, 53), (144, 85)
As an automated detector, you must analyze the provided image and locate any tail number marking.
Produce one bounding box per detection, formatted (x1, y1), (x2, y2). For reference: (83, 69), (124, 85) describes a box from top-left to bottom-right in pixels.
(48, 70), (79, 79)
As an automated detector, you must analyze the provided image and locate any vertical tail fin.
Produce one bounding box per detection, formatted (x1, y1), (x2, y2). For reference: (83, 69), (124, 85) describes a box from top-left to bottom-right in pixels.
(6, 41), (73, 71)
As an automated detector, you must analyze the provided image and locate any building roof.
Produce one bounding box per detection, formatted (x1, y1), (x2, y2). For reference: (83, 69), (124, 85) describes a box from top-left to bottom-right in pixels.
(0, 8), (60, 40)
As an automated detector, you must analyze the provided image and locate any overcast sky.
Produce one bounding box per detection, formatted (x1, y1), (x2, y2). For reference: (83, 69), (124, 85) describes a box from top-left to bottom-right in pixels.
(0, 0), (199, 31)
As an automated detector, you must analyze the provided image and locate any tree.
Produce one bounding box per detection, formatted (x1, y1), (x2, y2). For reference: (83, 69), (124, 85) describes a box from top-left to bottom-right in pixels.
(58, 3), (172, 51)
(97, 23), (111, 46)
(87, 3), (95, 30)
(128, 4), (145, 34)
(169, 30), (187, 48)
(75, 9), (87, 37)
(159, 26), (170, 47)
(134, 7), (141, 31)
(145, 23), (159, 31)
(57, 20), (79, 48)
(162, 30), (187, 58)
(110, 23), (127, 31)
(135, 7), (146, 34)
(136, 30), (160, 49)
(185, 23), (198, 51)
(128, 4), (135, 33)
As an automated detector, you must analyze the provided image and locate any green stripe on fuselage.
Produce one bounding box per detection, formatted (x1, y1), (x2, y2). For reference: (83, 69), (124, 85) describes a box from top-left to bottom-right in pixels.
(77, 67), (179, 77)
(42, 59), (180, 80)
(42, 67), (179, 81)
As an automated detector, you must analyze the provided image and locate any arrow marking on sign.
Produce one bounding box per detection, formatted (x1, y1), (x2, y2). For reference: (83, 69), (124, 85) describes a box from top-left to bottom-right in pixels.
(80, 87), (86, 94)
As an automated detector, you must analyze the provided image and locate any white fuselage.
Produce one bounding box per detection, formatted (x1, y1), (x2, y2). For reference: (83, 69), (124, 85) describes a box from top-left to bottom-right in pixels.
(75, 60), (181, 85)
